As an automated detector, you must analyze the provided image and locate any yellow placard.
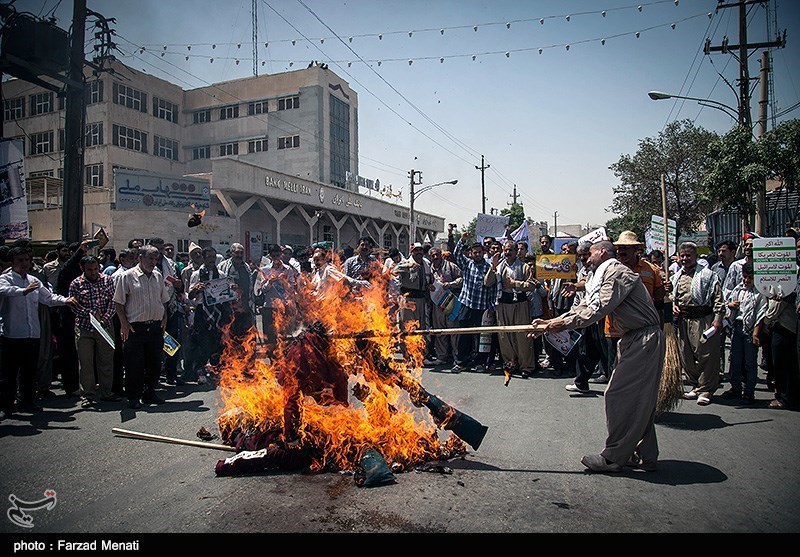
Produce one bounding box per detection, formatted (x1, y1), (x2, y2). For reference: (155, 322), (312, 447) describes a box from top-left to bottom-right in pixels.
(536, 254), (577, 280)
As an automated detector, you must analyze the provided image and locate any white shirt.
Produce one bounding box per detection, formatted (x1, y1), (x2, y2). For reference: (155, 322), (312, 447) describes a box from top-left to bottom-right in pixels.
(113, 265), (169, 323)
(0, 270), (68, 338)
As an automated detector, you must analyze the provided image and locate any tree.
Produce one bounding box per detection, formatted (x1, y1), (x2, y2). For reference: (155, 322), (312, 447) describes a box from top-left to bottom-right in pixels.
(701, 125), (768, 216)
(758, 118), (800, 190)
(500, 202), (525, 231)
(608, 120), (718, 238)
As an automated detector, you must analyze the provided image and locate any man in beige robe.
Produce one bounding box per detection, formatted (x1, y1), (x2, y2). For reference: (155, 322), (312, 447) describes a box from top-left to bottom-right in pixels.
(672, 242), (725, 406)
(532, 241), (665, 473)
(485, 240), (536, 375)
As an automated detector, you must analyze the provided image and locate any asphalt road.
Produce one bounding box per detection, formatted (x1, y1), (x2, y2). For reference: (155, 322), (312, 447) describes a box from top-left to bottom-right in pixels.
(1, 361), (798, 536)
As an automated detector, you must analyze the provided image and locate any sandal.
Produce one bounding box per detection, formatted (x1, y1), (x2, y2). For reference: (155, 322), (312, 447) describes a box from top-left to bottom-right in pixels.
(769, 399), (785, 409)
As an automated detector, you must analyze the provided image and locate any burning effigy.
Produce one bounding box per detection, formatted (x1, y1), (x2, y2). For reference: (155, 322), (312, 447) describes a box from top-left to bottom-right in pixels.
(213, 256), (488, 483)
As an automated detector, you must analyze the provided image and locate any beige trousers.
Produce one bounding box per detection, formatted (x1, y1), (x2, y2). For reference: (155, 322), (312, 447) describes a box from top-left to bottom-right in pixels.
(76, 325), (115, 399)
(677, 314), (721, 395)
(495, 301), (534, 370)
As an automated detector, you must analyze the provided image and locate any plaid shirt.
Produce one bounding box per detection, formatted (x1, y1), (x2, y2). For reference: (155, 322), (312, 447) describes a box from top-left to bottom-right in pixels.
(69, 274), (116, 331)
(454, 239), (493, 311)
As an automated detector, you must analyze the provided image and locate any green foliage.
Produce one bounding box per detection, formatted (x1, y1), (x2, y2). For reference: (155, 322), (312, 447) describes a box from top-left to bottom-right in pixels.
(609, 120), (718, 236)
(499, 203), (525, 231)
(701, 125), (768, 214)
(605, 215), (643, 242)
(462, 217), (477, 242)
(758, 119), (800, 190)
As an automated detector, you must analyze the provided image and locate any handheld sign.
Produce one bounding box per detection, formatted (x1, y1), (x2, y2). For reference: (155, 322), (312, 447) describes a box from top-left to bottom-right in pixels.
(752, 237), (797, 298)
(536, 254), (577, 280)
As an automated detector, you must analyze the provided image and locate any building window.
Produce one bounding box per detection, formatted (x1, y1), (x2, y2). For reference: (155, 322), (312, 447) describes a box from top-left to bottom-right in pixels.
(278, 96), (300, 111)
(192, 146), (211, 160)
(58, 95), (65, 110)
(177, 239), (191, 253)
(86, 80), (104, 104)
(112, 124), (148, 153)
(29, 131), (54, 155)
(383, 233), (392, 250)
(248, 100), (268, 115)
(30, 92), (53, 116)
(29, 170), (54, 178)
(3, 97), (25, 120)
(58, 128), (65, 151)
(85, 122), (103, 147)
(193, 110), (211, 124)
(112, 82), (147, 112)
(247, 138), (268, 153)
(153, 97), (179, 123)
(323, 226), (334, 243)
(84, 163), (103, 187)
(329, 94), (350, 188)
(278, 135), (300, 150)
(154, 136), (179, 161)
(219, 105), (239, 120)
(219, 142), (238, 156)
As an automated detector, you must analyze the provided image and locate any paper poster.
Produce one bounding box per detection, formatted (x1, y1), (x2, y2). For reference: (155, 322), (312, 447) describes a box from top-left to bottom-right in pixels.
(163, 331), (181, 356)
(203, 277), (236, 306)
(579, 227), (608, 245)
(544, 330), (582, 356)
(0, 138), (27, 240)
(475, 213), (509, 242)
(536, 254), (577, 279)
(649, 215), (677, 255)
(90, 313), (115, 349)
(752, 237), (798, 298)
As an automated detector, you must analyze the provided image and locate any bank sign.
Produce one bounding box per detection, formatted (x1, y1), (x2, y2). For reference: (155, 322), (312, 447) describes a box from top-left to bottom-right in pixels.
(114, 169), (210, 212)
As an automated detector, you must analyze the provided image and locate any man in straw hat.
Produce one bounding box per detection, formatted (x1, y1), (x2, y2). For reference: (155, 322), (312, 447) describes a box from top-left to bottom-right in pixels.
(672, 242), (725, 406)
(531, 240), (665, 473)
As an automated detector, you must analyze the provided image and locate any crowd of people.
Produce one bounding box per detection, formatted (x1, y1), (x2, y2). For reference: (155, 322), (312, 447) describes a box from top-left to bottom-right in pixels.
(1, 225), (798, 429)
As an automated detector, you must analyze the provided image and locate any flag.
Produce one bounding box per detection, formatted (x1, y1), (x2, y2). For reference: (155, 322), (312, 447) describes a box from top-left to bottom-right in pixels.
(510, 220), (531, 254)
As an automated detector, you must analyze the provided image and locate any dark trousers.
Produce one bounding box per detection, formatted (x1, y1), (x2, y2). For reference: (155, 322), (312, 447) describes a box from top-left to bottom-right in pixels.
(729, 321), (758, 395)
(0, 337), (40, 409)
(112, 315), (125, 396)
(163, 311), (184, 382)
(53, 307), (80, 394)
(455, 307), (485, 365)
(261, 308), (276, 346)
(574, 323), (604, 389)
(123, 322), (163, 401)
(771, 324), (799, 406)
(191, 326), (223, 374)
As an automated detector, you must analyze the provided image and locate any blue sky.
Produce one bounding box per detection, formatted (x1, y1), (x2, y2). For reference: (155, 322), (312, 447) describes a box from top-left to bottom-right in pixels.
(15, 0), (800, 230)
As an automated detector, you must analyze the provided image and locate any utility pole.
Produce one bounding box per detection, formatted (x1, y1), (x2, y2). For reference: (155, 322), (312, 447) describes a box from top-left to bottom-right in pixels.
(508, 184), (519, 206)
(62, 0), (87, 243)
(705, 0), (785, 235)
(252, 0), (258, 76)
(475, 154), (489, 214)
(408, 169), (422, 244)
(553, 211), (558, 238)
(755, 50), (769, 234)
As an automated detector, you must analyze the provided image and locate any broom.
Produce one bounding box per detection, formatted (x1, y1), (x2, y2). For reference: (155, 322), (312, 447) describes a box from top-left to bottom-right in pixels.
(656, 173), (684, 415)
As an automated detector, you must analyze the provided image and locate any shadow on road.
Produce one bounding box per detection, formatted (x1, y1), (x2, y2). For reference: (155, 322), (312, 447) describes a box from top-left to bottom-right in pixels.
(446, 457), (727, 486)
(0, 408), (81, 437)
(656, 411), (773, 430)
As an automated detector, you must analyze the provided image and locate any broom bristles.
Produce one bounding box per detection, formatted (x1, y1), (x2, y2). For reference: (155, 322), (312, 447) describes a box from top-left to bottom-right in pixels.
(657, 323), (683, 415)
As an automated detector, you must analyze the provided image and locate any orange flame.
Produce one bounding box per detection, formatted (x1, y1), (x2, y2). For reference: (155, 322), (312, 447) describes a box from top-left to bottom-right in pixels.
(216, 253), (465, 471)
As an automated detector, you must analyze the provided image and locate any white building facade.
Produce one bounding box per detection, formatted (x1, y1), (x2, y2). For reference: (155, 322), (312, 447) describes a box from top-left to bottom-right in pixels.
(2, 59), (443, 255)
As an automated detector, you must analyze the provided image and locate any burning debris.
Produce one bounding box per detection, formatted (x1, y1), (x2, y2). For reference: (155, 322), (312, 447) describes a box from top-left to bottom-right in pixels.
(213, 256), (489, 480)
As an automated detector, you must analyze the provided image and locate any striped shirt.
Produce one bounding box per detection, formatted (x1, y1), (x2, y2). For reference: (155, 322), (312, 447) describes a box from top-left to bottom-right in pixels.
(453, 240), (493, 311)
(69, 274), (116, 331)
(113, 265), (169, 323)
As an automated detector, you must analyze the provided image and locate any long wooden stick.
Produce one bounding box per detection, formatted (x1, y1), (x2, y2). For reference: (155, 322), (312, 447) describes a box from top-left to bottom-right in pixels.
(112, 427), (236, 452)
(321, 323), (548, 340)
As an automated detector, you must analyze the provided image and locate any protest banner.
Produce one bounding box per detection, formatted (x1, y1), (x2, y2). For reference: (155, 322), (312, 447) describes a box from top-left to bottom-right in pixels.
(475, 213), (509, 242)
(536, 254), (577, 279)
(752, 237), (797, 298)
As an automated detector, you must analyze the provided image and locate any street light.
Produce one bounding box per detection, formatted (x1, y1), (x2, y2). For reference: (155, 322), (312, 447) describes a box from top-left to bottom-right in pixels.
(648, 90), (740, 122)
(410, 179), (458, 245)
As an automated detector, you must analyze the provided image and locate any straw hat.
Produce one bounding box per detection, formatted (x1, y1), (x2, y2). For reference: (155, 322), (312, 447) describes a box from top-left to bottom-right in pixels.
(613, 230), (643, 246)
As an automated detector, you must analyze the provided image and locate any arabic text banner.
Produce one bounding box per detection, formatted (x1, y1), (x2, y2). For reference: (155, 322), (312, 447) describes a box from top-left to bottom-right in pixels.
(536, 254), (577, 280)
(114, 169), (210, 212)
(753, 237), (798, 298)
